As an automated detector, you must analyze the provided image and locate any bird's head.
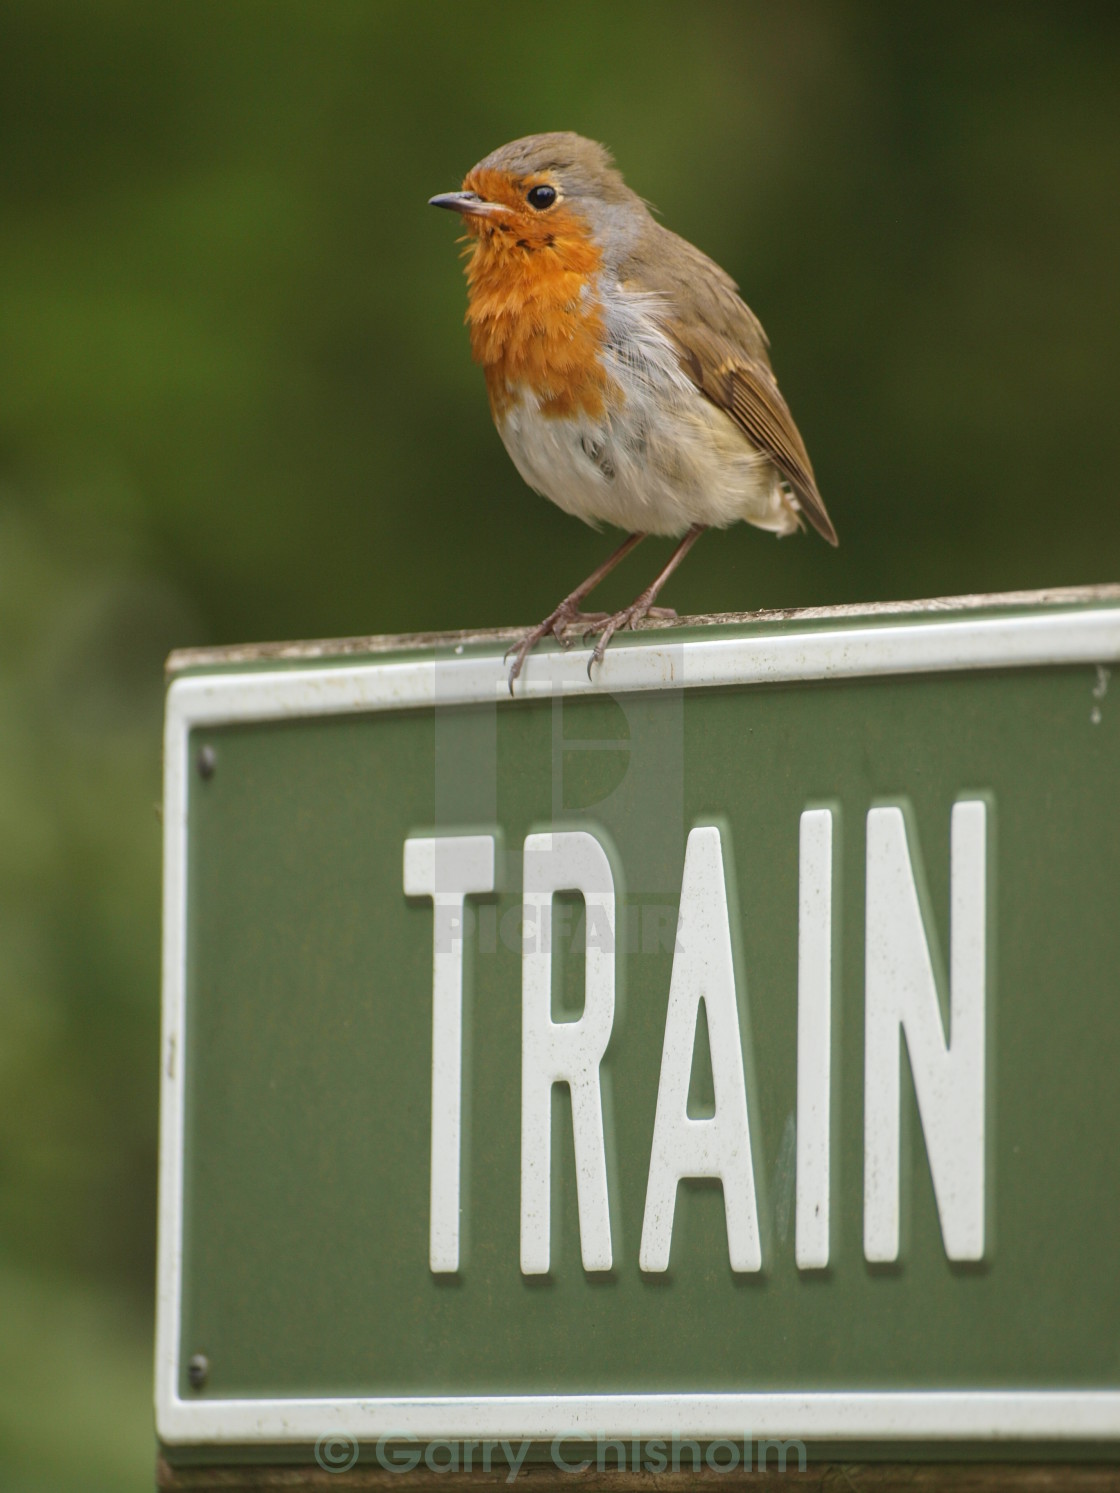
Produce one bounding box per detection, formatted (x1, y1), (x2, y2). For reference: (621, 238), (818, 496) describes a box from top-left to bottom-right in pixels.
(429, 132), (646, 264)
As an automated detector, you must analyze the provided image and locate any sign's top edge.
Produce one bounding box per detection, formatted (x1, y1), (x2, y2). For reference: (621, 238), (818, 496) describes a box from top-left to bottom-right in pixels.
(165, 582), (1120, 677)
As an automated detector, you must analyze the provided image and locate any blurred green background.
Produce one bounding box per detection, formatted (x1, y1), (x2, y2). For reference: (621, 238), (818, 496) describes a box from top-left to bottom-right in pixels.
(1, 2), (1117, 1488)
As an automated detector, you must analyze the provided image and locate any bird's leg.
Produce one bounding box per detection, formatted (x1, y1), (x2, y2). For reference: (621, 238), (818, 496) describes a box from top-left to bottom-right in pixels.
(505, 531), (645, 692)
(584, 524), (707, 674)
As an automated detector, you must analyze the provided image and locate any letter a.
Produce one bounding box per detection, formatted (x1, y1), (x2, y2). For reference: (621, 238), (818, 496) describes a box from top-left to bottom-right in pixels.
(641, 826), (761, 1272)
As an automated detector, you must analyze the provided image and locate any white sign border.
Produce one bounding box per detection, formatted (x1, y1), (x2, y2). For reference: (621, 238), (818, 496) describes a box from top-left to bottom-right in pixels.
(158, 605), (1120, 1445)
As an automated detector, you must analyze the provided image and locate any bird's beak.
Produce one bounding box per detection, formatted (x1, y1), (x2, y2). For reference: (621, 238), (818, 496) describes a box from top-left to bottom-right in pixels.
(428, 190), (509, 221)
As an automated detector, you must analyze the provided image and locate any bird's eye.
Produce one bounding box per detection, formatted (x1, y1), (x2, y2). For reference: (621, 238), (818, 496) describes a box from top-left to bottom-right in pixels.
(526, 184), (557, 210)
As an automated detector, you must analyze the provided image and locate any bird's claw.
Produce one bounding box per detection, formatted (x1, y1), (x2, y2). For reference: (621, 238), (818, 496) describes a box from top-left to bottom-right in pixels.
(582, 601), (677, 676)
(505, 603), (610, 692)
(551, 609), (608, 649)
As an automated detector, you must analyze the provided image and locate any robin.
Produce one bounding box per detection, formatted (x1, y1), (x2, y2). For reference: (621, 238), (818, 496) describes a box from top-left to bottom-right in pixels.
(430, 132), (837, 691)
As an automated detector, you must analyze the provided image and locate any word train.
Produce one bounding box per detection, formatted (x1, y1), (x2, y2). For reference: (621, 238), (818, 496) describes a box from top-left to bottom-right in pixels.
(404, 801), (988, 1275)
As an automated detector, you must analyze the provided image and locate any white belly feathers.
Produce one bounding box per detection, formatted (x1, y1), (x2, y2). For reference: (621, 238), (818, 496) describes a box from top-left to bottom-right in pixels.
(494, 283), (799, 539)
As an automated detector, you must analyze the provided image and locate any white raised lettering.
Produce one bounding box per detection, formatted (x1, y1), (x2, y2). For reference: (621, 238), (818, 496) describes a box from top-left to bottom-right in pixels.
(640, 825), (761, 1273)
(521, 831), (616, 1274)
(796, 807), (835, 1269)
(403, 834), (495, 1273)
(864, 801), (987, 1263)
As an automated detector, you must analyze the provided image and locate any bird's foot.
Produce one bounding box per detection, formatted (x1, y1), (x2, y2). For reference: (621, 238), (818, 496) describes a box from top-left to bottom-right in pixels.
(583, 602), (678, 675)
(505, 599), (610, 693)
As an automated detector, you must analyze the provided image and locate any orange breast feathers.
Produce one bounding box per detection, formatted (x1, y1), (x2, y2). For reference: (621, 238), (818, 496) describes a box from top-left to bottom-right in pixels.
(461, 169), (614, 421)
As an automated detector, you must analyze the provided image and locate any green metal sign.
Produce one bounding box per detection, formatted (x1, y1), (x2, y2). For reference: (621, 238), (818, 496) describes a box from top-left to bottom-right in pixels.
(156, 588), (1120, 1465)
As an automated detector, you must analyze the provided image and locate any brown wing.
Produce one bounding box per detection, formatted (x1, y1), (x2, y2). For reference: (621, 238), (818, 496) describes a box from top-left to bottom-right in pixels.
(683, 337), (839, 546)
(622, 224), (838, 546)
